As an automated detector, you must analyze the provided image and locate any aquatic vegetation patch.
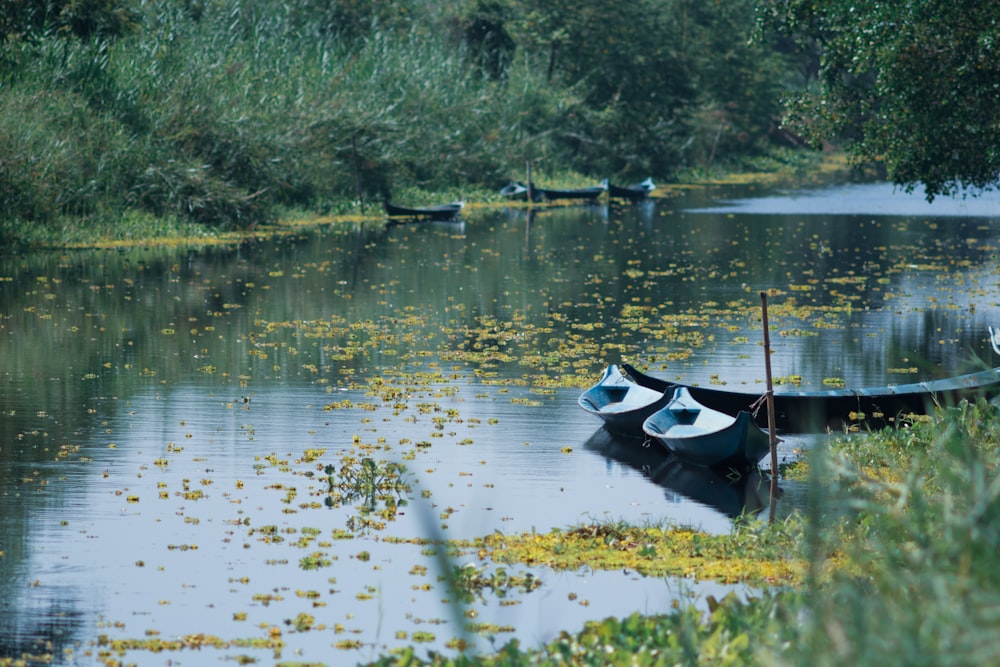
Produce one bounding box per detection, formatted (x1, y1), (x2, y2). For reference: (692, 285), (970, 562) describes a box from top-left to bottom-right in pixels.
(465, 521), (805, 587)
(366, 590), (796, 667)
(299, 552), (333, 570)
(446, 564), (542, 603)
(96, 630), (284, 655)
(241, 241), (971, 391)
(322, 456), (411, 534)
(821, 399), (1000, 489)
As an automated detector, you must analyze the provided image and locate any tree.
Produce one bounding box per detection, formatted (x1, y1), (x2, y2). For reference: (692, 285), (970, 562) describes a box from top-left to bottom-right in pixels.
(677, 0), (797, 164)
(0, 0), (140, 43)
(757, 0), (1000, 200)
(505, 0), (696, 175)
(459, 0), (515, 81)
(284, 0), (414, 42)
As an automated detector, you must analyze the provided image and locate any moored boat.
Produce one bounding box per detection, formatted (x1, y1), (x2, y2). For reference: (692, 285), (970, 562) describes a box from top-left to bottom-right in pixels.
(608, 177), (655, 202)
(614, 363), (1000, 433)
(578, 364), (674, 437)
(384, 201), (464, 221)
(530, 181), (607, 203)
(642, 387), (772, 470)
(499, 182), (529, 199)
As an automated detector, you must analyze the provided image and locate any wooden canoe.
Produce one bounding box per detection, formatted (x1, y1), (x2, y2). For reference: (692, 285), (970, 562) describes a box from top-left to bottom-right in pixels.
(582, 363), (1000, 435)
(608, 177), (655, 202)
(642, 387), (772, 469)
(499, 182), (529, 199)
(530, 181), (607, 203)
(577, 364), (674, 437)
(384, 201), (464, 221)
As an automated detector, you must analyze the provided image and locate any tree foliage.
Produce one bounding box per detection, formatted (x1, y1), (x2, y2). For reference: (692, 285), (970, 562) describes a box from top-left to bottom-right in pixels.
(757, 0), (1000, 199)
(495, 0), (791, 176)
(0, 0), (140, 43)
(458, 0), (515, 81)
(508, 0), (696, 175)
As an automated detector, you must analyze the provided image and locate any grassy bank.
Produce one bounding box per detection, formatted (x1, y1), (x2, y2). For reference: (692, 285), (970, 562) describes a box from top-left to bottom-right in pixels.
(0, 0), (806, 249)
(12, 146), (832, 250)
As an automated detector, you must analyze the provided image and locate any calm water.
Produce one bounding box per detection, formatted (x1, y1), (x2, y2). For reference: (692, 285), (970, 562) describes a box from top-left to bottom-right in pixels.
(3, 178), (1000, 664)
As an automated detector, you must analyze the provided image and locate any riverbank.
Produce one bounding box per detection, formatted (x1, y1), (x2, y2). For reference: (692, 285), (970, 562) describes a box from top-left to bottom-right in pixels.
(7, 149), (843, 250)
(0, 0), (806, 251)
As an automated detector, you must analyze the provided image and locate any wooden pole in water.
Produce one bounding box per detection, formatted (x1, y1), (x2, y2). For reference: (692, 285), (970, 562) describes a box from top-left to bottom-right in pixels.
(525, 160), (533, 205)
(760, 292), (780, 515)
(351, 135), (364, 210)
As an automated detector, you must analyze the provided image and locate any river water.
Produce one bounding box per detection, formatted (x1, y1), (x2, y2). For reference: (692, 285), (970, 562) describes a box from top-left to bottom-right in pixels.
(3, 178), (1000, 664)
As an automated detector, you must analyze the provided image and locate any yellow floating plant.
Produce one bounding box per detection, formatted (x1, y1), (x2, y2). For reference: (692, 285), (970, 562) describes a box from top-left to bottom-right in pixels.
(458, 523), (806, 587)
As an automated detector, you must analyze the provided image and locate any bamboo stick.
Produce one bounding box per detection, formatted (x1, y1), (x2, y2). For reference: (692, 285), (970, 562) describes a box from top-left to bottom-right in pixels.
(525, 159), (533, 204)
(760, 292), (780, 515)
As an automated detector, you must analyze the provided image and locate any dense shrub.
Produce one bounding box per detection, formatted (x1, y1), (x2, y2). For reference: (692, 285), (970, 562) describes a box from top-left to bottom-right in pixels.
(0, 0), (798, 236)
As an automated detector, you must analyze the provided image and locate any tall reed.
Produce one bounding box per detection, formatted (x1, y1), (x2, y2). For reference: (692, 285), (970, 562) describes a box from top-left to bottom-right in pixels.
(787, 399), (1000, 666)
(0, 0), (794, 239)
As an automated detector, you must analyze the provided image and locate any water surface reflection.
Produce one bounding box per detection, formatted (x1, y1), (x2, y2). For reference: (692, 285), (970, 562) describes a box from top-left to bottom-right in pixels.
(3, 178), (1000, 661)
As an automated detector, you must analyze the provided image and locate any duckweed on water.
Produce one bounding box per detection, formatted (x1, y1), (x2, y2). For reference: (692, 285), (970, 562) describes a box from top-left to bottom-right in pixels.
(462, 521), (806, 587)
(16, 359), (999, 665)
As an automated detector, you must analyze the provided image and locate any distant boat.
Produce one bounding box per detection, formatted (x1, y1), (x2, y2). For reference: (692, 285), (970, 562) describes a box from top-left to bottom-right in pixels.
(608, 177), (655, 202)
(588, 362), (1000, 434)
(530, 181), (607, 203)
(499, 182), (529, 199)
(384, 201), (464, 221)
(578, 364), (673, 437)
(642, 387), (772, 470)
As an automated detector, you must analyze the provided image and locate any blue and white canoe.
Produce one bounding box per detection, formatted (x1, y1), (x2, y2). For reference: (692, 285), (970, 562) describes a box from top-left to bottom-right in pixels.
(578, 364), (673, 438)
(642, 387), (771, 470)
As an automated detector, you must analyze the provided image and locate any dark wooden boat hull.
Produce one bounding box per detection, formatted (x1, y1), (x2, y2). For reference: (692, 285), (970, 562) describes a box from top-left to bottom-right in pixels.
(642, 388), (771, 469)
(531, 183), (607, 202)
(385, 201), (463, 220)
(608, 178), (655, 202)
(620, 362), (1000, 433)
(578, 365), (673, 437)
